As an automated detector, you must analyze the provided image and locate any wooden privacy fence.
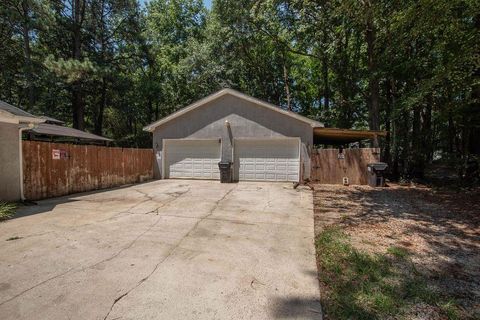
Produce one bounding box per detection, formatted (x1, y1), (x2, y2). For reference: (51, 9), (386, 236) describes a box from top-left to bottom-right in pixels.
(23, 141), (154, 200)
(311, 148), (380, 185)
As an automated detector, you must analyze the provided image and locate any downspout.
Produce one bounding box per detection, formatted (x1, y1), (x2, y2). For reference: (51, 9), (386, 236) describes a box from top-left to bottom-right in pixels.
(18, 123), (34, 201)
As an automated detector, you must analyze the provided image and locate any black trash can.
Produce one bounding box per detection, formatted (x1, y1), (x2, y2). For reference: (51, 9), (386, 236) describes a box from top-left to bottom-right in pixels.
(367, 162), (388, 187)
(218, 161), (233, 183)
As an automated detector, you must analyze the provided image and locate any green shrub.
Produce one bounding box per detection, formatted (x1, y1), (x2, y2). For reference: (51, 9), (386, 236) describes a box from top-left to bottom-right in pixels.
(0, 202), (16, 221)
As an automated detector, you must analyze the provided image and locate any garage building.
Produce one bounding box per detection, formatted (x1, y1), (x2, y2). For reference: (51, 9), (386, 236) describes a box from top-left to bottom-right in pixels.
(144, 89), (323, 182)
(144, 89), (385, 183)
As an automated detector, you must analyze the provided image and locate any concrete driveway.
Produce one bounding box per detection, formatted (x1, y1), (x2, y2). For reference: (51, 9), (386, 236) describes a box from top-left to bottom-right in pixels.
(0, 180), (321, 320)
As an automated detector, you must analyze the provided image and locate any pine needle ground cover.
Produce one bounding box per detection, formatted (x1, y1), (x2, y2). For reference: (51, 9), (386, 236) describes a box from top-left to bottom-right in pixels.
(316, 227), (459, 319)
(313, 184), (480, 320)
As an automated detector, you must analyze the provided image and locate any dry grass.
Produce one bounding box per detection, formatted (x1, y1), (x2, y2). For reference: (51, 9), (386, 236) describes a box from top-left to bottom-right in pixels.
(313, 183), (480, 320)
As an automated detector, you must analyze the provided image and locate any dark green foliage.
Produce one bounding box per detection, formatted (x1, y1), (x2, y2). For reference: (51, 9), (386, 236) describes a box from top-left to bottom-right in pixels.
(0, 0), (478, 179)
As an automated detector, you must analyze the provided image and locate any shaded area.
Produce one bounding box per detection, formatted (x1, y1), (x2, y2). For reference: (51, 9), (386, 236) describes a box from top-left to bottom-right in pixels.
(313, 184), (480, 319)
(310, 148), (380, 185)
(270, 297), (322, 319)
(316, 227), (459, 319)
(12, 181), (156, 220)
(313, 127), (386, 145)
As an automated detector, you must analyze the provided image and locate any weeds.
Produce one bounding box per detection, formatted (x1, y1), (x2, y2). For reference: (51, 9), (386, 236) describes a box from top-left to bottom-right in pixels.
(0, 202), (16, 221)
(386, 246), (410, 259)
(316, 227), (460, 319)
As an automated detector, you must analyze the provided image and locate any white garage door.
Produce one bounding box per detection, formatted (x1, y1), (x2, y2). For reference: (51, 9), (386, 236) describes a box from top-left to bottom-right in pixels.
(235, 139), (300, 182)
(164, 139), (221, 179)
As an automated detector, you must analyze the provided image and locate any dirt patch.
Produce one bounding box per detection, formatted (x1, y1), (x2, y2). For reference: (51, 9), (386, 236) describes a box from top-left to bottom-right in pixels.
(313, 183), (480, 319)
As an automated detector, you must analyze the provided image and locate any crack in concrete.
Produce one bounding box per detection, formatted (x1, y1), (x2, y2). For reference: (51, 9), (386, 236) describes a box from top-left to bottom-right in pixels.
(144, 213), (311, 228)
(3, 230), (55, 242)
(4, 186), (181, 242)
(102, 184), (237, 320)
(84, 187), (191, 271)
(0, 187), (190, 307)
(0, 267), (75, 307)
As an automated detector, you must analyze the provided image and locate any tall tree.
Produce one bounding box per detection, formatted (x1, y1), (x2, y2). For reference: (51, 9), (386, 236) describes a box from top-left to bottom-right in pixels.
(0, 0), (478, 180)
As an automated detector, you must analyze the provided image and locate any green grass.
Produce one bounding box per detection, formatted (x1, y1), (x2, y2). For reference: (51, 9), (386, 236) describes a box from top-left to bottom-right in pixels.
(316, 227), (460, 320)
(386, 246), (410, 259)
(0, 202), (16, 221)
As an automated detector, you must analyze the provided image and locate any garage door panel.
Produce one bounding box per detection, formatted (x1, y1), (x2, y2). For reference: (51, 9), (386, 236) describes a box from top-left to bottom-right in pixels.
(235, 139), (300, 182)
(287, 174), (298, 180)
(266, 164), (276, 171)
(254, 173), (263, 178)
(287, 163), (299, 170)
(265, 173), (276, 180)
(255, 164), (265, 170)
(165, 140), (220, 179)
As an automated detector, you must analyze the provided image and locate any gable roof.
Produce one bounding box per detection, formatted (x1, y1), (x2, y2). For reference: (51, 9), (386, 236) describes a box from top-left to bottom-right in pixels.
(28, 123), (112, 142)
(40, 115), (65, 125)
(143, 88), (324, 132)
(0, 100), (111, 142)
(0, 100), (44, 124)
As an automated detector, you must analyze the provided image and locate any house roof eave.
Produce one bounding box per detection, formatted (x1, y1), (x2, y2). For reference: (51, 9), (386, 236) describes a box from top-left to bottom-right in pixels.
(143, 89), (324, 132)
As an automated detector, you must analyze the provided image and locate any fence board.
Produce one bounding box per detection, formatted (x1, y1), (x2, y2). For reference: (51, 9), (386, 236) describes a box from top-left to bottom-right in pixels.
(311, 148), (380, 185)
(23, 141), (154, 200)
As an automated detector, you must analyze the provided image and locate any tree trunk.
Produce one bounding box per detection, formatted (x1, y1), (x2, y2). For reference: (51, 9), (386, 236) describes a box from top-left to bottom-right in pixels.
(411, 105), (424, 178)
(448, 114), (455, 154)
(72, 0), (85, 130)
(72, 85), (84, 130)
(147, 98), (154, 123)
(94, 77), (107, 135)
(322, 52), (330, 110)
(365, 1), (380, 134)
(94, 2), (107, 136)
(21, 0), (34, 109)
(383, 79), (393, 164)
(421, 96), (433, 162)
(320, 8), (330, 111)
(282, 52), (291, 111)
(468, 13), (480, 155)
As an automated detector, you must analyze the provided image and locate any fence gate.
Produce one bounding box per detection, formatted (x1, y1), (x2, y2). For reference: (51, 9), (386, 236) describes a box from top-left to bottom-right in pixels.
(310, 148), (380, 185)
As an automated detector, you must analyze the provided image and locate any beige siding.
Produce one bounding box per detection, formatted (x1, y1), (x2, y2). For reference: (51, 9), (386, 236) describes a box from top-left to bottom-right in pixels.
(152, 94), (313, 180)
(0, 122), (21, 201)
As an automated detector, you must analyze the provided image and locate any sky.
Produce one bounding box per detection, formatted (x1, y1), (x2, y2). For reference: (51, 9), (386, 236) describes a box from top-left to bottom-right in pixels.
(140, 0), (212, 10)
(203, 0), (212, 9)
